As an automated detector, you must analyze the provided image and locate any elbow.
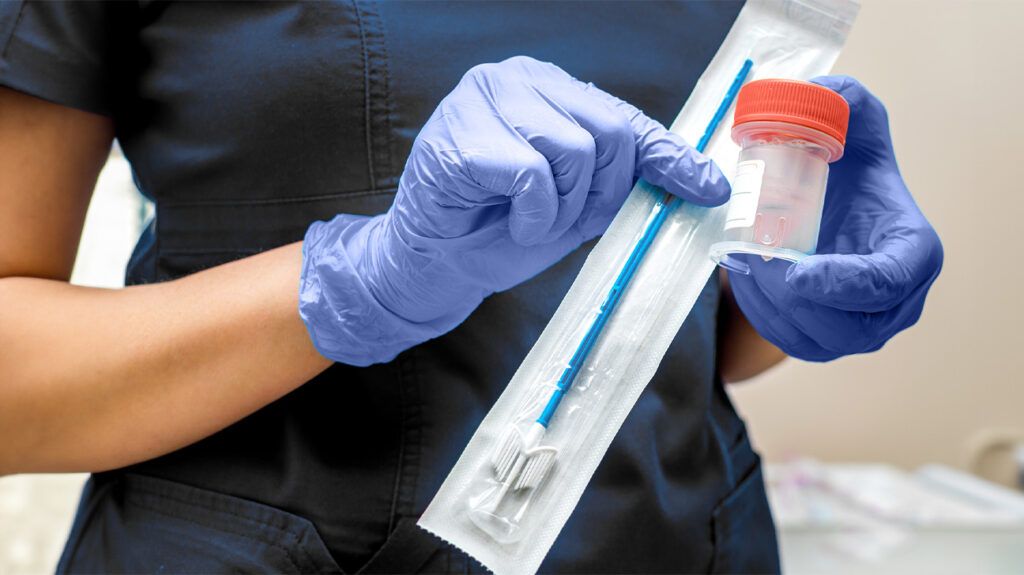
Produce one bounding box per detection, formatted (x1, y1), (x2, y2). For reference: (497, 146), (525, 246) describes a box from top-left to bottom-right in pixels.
(719, 362), (758, 385)
(717, 336), (789, 384)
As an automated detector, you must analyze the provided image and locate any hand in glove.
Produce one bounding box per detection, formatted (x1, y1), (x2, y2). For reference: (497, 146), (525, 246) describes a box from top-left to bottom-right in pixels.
(728, 75), (943, 361)
(300, 56), (729, 366)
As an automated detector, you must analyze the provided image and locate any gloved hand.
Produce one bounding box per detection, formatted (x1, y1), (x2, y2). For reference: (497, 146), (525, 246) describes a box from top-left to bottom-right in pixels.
(727, 76), (943, 362)
(300, 56), (729, 366)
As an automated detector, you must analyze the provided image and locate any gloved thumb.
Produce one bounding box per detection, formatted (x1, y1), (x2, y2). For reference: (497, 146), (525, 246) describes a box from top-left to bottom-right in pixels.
(581, 83), (730, 207)
(786, 252), (912, 313)
(635, 128), (731, 207)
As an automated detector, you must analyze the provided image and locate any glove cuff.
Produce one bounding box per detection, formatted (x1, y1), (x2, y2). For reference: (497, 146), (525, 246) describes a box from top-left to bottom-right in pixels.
(298, 214), (451, 366)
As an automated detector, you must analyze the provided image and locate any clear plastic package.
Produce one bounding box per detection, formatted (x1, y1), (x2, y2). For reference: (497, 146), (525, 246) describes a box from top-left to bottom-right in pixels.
(419, 2), (860, 574)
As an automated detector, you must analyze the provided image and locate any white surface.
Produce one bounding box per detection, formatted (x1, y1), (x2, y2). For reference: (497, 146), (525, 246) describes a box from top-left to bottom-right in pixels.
(70, 147), (151, 289)
(0, 474), (86, 575)
(769, 461), (1024, 574)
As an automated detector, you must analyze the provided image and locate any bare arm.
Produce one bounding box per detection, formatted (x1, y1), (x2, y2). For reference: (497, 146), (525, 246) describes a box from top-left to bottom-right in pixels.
(0, 88), (331, 475)
(716, 268), (787, 383)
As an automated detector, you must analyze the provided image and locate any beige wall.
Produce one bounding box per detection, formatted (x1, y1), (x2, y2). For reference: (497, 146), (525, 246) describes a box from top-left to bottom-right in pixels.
(730, 0), (1024, 485)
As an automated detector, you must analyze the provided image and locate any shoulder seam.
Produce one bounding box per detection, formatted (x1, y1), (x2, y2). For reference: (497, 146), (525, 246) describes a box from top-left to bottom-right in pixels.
(0, 0), (27, 60)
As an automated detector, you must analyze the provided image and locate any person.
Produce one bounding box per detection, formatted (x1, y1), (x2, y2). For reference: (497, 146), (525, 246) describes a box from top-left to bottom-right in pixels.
(0, 2), (941, 573)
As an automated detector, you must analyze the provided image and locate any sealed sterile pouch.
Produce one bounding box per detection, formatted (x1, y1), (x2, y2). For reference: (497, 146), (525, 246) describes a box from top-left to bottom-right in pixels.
(419, 1), (860, 573)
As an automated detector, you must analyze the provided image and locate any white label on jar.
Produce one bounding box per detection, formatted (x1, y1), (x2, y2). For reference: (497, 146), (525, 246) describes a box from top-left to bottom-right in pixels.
(724, 159), (765, 231)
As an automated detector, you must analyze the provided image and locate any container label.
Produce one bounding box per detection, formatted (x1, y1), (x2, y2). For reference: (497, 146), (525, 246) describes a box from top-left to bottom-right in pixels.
(724, 159), (765, 231)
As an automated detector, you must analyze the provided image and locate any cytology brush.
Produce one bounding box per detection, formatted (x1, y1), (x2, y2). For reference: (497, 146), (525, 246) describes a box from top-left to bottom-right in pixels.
(468, 59), (755, 542)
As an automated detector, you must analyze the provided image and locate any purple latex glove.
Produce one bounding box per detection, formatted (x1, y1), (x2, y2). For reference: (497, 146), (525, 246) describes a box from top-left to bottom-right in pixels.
(300, 56), (729, 366)
(727, 76), (943, 362)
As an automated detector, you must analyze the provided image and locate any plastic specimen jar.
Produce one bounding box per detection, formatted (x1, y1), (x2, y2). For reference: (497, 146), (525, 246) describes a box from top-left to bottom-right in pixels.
(710, 79), (850, 274)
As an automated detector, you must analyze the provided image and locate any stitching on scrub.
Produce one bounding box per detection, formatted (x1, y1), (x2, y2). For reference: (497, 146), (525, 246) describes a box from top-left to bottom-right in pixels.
(361, 0), (395, 186)
(127, 482), (303, 538)
(385, 355), (408, 535)
(375, 1), (396, 180)
(127, 497), (303, 573)
(60, 477), (116, 570)
(404, 345), (424, 517)
(292, 528), (338, 574)
(351, 0), (376, 190)
(126, 486), (311, 572)
(127, 484), (301, 537)
(159, 186), (398, 208)
(389, 344), (424, 526)
(709, 464), (765, 573)
(0, 0), (26, 60)
(705, 410), (739, 489)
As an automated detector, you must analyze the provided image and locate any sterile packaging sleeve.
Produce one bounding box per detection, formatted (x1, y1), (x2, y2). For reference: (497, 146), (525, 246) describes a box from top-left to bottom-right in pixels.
(419, 1), (860, 573)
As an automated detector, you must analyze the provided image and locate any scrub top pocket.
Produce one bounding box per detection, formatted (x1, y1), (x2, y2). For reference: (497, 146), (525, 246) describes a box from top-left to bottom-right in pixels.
(709, 435), (780, 575)
(57, 473), (342, 574)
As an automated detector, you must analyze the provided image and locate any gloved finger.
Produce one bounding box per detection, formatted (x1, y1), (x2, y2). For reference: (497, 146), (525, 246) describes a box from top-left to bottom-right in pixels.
(458, 223), (588, 292)
(497, 86), (596, 239)
(810, 75), (894, 164)
(535, 80), (636, 218)
(740, 255), (882, 356)
(786, 221), (943, 313)
(578, 80), (730, 207)
(746, 242), (936, 354)
(882, 277), (930, 339)
(727, 259), (836, 362)
(744, 251), (931, 358)
(441, 105), (561, 246)
(397, 115), (505, 241)
(505, 152), (562, 245)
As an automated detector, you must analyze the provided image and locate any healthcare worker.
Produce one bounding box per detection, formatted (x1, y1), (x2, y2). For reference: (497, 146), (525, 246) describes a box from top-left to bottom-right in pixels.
(0, 2), (941, 573)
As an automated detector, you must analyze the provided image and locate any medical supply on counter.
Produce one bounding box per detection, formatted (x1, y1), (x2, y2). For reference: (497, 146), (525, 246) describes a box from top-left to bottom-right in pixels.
(419, 1), (860, 573)
(710, 79), (849, 273)
(767, 460), (1024, 573)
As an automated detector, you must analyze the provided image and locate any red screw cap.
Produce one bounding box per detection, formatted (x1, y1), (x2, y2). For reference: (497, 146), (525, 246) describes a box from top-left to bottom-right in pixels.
(733, 79), (850, 146)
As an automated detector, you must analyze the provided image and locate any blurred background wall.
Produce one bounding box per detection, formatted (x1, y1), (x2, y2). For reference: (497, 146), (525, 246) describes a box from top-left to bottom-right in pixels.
(729, 0), (1024, 487)
(2, 1), (1021, 573)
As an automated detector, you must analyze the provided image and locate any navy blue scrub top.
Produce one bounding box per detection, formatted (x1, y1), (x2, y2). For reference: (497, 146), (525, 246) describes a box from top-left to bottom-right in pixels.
(0, 1), (779, 573)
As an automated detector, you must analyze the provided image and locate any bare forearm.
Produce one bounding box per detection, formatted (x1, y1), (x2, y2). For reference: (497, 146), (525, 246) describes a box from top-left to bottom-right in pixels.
(0, 242), (331, 474)
(716, 269), (787, 383)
